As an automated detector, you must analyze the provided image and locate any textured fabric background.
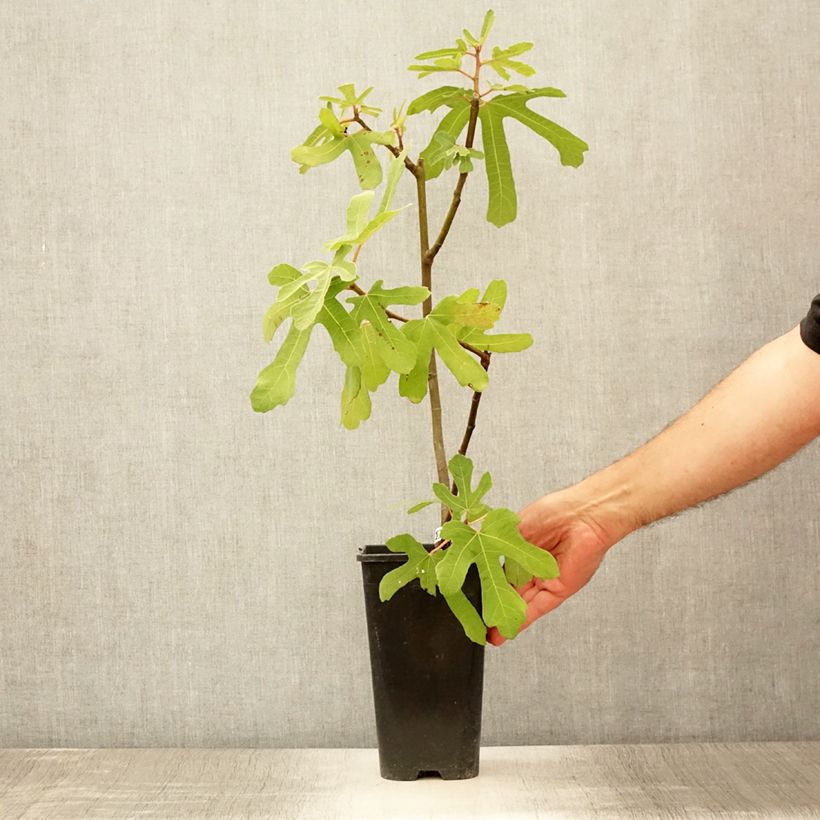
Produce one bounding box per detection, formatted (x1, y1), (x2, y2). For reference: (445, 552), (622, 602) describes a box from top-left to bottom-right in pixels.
(1, 0), (818, 747)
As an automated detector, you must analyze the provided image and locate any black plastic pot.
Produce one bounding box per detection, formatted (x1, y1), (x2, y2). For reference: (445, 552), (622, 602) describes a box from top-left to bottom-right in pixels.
(357, 543), (485, 781)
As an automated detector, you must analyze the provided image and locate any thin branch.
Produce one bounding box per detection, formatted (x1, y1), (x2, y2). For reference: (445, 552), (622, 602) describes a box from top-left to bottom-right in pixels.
(424, 95), (481, 265)
(457, 355), (492, 460)
(440, 354), (492, 524)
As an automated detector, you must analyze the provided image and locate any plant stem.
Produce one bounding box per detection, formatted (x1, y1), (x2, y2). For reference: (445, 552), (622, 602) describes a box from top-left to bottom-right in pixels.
(356, 63), (494, 529)
(425, 95), (481, 265)
(419, 87), (484, 524)
(416, 160), (449, 510)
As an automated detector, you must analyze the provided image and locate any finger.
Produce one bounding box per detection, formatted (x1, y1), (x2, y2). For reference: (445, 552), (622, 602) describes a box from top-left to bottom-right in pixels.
(524, 588), (566, 625)
(487, 626), (506, 646)
(514, 579), (536, 596)
(521, 582), (551, 603)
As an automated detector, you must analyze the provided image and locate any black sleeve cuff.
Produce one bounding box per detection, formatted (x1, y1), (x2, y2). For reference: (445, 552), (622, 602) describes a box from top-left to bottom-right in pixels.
(799, 294), (820, 354)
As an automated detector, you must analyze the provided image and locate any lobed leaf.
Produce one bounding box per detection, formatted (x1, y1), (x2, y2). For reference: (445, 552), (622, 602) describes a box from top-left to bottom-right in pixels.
(437, 508), (558, 638)
(341, 365), (371, 430)
(443, 590), (487, 645)
(250, 324), (314, 412)
(457, 329), (533, 352)
(368, 279), (429, 306)
(291, 127), (398, 191)
(379, 534), (443, 600)
(318, 291), (362, 368)
(407, 85), (468, 116)
(419, 102), (472, 181)
(357, 322), (391, 392)
(391, 455), (562, 642)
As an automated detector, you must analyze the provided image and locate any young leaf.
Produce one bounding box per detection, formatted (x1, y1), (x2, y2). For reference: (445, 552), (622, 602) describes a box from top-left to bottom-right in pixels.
(420, 106), (472, 181)
(289, 268), (334, 331)
(408, 64), (462, 78)
(414, 47), (464, 60)
(319, 83), (381, 117)
(488, 82), (534, 94)
(324, 159), (411, 253)
(433, 453), (492, 522)
(346, 191), (376, 238)
(479, 9), (495, 44)
(480, 278), (507, 310)
(318, 105), (345, 136)
(376, 147), (409, 217)
(291, 131), (348, 173)
(292, 127), (398, 190)
(407, 499), (436, 514)
(497, 42), (534, 57)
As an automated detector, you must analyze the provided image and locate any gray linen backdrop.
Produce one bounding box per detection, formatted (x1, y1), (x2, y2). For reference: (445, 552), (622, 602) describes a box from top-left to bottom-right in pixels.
(1, 0), (818, 747)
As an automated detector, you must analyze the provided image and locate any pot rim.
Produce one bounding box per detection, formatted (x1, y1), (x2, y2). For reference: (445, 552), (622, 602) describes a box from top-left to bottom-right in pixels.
(357, 543), (434, 562)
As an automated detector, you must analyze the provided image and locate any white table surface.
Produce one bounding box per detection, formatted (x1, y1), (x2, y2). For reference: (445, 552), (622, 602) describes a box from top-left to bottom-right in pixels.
(1, 743), (818, 819)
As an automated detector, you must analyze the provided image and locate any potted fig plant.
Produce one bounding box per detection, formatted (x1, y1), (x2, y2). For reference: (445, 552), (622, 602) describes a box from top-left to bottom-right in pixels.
(250, 10), (588, 780)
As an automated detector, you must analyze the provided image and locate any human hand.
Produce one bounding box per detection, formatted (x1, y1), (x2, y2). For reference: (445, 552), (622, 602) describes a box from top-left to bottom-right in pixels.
(487, 488), (618, 646)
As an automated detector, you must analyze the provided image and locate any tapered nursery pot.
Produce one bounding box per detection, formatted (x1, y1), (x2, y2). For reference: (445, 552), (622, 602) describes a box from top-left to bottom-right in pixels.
(357, 544), (485, 781)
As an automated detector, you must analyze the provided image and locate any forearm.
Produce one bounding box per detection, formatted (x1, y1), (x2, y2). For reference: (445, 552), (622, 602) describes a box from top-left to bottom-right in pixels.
(575, 325), (820, 543)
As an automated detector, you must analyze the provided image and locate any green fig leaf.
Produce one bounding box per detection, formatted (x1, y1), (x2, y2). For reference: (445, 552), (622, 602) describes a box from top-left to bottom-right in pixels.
(479, 89), (588, 226)
(341, 365), (371, 430)
(250, 323), (314, 412)
(407, 499), (437, 514)
(438, 507), (558, 638)
(292, 126), (398, 190)
(479, 10), (495, 44)
(443, 589), (487, 645)
(379, 534), (443, 600)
